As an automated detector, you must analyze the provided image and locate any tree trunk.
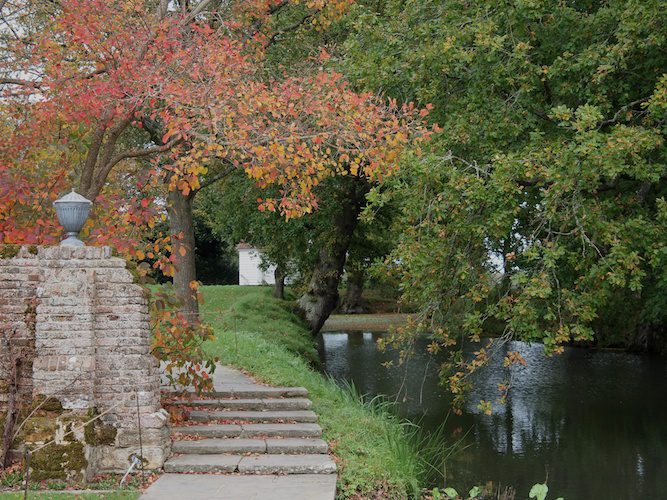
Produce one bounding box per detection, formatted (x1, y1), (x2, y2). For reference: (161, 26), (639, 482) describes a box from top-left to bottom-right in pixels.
(297, 178), (368, 334)
(339, 267), (365, 314)
(167, 187), (199, 320)
(273, 265), (286, 300)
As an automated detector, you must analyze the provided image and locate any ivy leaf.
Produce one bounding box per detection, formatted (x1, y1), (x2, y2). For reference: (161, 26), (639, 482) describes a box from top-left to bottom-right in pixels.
(443, 487), (458, 499)
(529, 483), (549, 500)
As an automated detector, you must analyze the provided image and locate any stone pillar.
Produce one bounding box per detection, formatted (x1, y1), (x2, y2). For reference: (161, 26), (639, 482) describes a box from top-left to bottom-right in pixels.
(0, 245), (170, 480)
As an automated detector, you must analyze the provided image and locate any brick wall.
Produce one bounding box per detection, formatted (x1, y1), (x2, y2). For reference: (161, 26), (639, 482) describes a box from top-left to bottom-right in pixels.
(0, 245), (169, 478)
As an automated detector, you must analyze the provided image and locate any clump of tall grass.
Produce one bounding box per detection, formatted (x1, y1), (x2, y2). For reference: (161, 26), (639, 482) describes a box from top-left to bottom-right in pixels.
(334, 378), (465, 498)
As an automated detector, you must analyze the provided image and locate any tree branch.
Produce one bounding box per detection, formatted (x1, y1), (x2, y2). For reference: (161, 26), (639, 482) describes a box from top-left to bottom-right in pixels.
(267, 13), (315, 47)
(105, 137), (184, 173)
(0, 68), (107, 89)
(0, 77), (41, 87)
(599, 97), (648, 128)
(79, 120), (108, 194)
(269, 1), (289, 15)
(181, 0), (214, 25)
(199, 163), (235, 191)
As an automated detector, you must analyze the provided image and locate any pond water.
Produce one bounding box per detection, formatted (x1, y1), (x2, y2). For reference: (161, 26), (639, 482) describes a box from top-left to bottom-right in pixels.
(317, 331), (667, 499)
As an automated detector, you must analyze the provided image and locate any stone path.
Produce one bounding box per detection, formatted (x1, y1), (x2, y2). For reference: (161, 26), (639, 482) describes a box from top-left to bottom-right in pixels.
(141, 366), (337, 500)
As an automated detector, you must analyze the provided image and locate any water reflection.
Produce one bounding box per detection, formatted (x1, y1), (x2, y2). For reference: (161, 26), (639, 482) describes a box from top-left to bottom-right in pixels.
(317, 331), (667, 499)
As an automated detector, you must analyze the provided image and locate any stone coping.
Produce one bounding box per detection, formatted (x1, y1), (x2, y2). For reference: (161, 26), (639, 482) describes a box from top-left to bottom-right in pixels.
(0, 245), (114, 260)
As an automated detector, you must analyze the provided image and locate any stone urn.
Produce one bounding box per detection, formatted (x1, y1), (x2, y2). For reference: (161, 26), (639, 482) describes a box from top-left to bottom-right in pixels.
(53, 190), (93, 247)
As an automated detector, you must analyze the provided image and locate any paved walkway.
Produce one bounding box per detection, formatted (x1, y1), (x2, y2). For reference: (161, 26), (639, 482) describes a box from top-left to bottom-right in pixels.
(141, 366), (337, 500)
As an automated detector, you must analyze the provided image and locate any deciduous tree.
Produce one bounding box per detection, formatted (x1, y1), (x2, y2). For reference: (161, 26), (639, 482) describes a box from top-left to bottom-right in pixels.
(344, 0), (667, 409)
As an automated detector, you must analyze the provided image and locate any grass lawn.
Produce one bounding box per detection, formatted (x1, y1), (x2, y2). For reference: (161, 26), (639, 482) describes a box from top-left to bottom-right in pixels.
(201, 285), (424, 498)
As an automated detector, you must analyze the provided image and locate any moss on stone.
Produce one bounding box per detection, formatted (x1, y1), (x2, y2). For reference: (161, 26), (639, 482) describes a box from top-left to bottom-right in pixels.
(84, 409), (117, 446)
(31, 395), (64, 413)
(0, 245), (21, 259)
(125, 259), (141, 284)
(27, 245), (38, 255)
(29, 441), (87, 481)
(18, 417), (58, 443)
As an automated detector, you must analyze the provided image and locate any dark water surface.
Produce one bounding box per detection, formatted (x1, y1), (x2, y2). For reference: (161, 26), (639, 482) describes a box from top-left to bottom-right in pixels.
(317, 331), (667, 499)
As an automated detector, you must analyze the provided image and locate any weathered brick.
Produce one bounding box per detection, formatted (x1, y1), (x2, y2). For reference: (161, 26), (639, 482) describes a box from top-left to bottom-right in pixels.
(0, 245), (168, 475)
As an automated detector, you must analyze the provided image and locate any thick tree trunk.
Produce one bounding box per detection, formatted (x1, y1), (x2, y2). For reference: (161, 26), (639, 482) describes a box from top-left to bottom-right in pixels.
(297, 178), (368, 334)
(339, 267), (366, 314)
(167, 187), (199, 320)
(273, 265), (286, 300)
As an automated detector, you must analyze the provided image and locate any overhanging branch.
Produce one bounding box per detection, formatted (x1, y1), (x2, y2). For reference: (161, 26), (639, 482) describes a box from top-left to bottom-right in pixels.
(106, 137), (184, 169)
(199, 163), (235, 191)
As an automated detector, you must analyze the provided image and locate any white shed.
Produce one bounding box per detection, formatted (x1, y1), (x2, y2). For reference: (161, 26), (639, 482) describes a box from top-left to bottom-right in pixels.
(237, 243), (277, 285)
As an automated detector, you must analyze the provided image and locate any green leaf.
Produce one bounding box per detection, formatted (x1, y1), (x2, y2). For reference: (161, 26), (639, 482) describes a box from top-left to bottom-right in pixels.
(443, 487), (459, 499)
(529, 483), (549, 500)
(469, 486), (482, 498)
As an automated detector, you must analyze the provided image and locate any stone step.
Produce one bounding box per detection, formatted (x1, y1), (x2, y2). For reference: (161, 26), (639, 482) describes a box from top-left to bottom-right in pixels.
(141, 474), (338, 500)
(164, 454), (241, 473)
(189, 410), (318, 423)
(172, 438), (329, 455)
(266, 438), (329, 455)
(165, 454), (336, 475)
(242, 423), (324, 438)
(172, 423), (323, 439)
(173, 438), (266, 454)
(238, 454), (337, 475)
(173, 398), (312, 411)
(182, 386), (309, 399)
(172, 424), (242, 438)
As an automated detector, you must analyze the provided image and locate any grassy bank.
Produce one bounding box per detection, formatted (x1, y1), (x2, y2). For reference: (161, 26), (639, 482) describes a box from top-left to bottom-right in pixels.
(201, 286), (424, 498)
(322, 313), (409, 332)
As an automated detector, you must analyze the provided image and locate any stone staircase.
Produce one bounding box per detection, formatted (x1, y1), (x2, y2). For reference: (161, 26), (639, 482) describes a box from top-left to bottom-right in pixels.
(163, 368), (337, 477)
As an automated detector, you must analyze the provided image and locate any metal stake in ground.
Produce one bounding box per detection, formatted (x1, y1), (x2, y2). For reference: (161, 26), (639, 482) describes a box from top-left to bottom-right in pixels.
(23, 449), (30, 500)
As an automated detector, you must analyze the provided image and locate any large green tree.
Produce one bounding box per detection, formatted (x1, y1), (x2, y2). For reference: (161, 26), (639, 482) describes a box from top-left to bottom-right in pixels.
(341, 0), (667, 402)
(200, 170), (396, 315)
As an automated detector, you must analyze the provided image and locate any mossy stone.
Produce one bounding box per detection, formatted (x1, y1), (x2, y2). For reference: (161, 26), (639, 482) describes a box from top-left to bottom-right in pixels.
(29, 442), (87, 481)
(125, 259), (142, 284)
(0, 245), (21, 259)
(84, 409), (117, 446)
(19, 417), (58, 443)
(31, 395), (64, 413)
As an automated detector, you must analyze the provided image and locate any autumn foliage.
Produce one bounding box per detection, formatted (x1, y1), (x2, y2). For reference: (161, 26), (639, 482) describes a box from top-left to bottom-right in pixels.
(0, 0), (433, 391)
